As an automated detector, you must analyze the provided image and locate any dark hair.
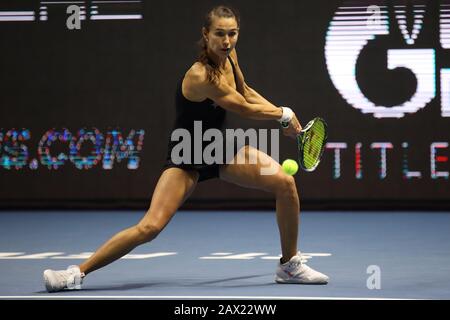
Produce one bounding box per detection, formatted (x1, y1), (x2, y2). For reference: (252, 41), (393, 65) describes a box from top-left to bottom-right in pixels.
(197, 5), (240, 84)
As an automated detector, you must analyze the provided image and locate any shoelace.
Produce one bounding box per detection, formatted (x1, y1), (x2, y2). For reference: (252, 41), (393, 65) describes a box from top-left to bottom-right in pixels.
(285, 256), (303, 276)
(66, 270), (82, 289)
(66, 274), (77, 289)
(55, 268), (81, 289)
(288, 260), (301, 271)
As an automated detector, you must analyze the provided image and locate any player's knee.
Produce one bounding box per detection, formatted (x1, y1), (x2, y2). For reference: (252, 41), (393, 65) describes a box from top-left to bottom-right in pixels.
(136, 223), (162, 243)
(275, 174), (297, 197)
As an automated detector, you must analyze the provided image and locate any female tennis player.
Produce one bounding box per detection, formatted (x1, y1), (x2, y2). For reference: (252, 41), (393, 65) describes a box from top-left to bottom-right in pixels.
(43, 5), (328, 292)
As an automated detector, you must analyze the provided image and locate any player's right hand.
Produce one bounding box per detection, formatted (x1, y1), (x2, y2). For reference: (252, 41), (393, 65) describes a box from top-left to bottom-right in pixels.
(282, 114), (302, 139)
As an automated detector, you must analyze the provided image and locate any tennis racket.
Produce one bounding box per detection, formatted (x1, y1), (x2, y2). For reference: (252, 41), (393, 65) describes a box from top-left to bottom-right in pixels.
(283, 117), (328, 172)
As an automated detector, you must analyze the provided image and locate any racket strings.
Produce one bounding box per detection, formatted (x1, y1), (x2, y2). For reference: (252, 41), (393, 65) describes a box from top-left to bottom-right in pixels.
(302, 124), (326, 169)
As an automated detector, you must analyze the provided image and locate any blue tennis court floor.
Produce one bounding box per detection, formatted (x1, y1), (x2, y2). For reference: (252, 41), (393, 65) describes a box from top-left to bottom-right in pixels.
(0, 210), (449, 300)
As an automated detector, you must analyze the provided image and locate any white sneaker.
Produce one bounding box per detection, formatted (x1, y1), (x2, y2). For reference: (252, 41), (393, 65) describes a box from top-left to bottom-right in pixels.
(43, 265), (85, 292)
(275, 253), (329, 284)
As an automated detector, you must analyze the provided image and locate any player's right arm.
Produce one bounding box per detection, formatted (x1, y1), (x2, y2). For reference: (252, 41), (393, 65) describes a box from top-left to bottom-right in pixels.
(185, 64), (282, 121)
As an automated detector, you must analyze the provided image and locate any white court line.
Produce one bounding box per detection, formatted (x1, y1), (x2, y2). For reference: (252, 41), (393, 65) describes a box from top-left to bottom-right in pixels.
(0, 295), (421, 300)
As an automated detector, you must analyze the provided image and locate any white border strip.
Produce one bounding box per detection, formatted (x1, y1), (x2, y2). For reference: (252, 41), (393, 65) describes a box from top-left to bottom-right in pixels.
(0, 295), (421, 300)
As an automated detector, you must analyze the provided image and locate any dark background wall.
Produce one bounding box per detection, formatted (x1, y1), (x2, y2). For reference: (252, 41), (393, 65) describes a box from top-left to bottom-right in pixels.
(0, 0), (449, 210)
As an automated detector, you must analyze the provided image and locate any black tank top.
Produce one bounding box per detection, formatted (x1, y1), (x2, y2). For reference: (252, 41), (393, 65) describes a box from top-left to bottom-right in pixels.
(174, 56), (237, 130)
(166, 56), (239, 165)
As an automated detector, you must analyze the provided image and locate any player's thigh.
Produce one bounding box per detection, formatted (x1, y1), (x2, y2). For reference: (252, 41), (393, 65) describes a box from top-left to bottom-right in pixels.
(219, 145), (289, 193)
(139, 167), (199, 229)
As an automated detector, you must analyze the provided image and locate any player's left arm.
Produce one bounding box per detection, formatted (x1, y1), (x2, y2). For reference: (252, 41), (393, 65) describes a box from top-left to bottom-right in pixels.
(230, 49), (302, 134)
(229, 49), (279, 107)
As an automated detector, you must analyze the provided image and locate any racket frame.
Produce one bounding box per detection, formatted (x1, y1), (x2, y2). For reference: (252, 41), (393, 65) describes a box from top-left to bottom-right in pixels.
(297, 117), (328, 172)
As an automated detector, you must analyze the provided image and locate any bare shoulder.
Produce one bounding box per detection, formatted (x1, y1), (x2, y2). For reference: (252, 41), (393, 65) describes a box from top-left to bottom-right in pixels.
(182, 62), (210, 100)
(185, 62), (224, 90)
(183, 62), (232, 102)
(185, 62), (208, 86)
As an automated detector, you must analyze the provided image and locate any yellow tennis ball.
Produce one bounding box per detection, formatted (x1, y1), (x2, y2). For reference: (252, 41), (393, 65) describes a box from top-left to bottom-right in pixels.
(282, 159), (298, 176)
